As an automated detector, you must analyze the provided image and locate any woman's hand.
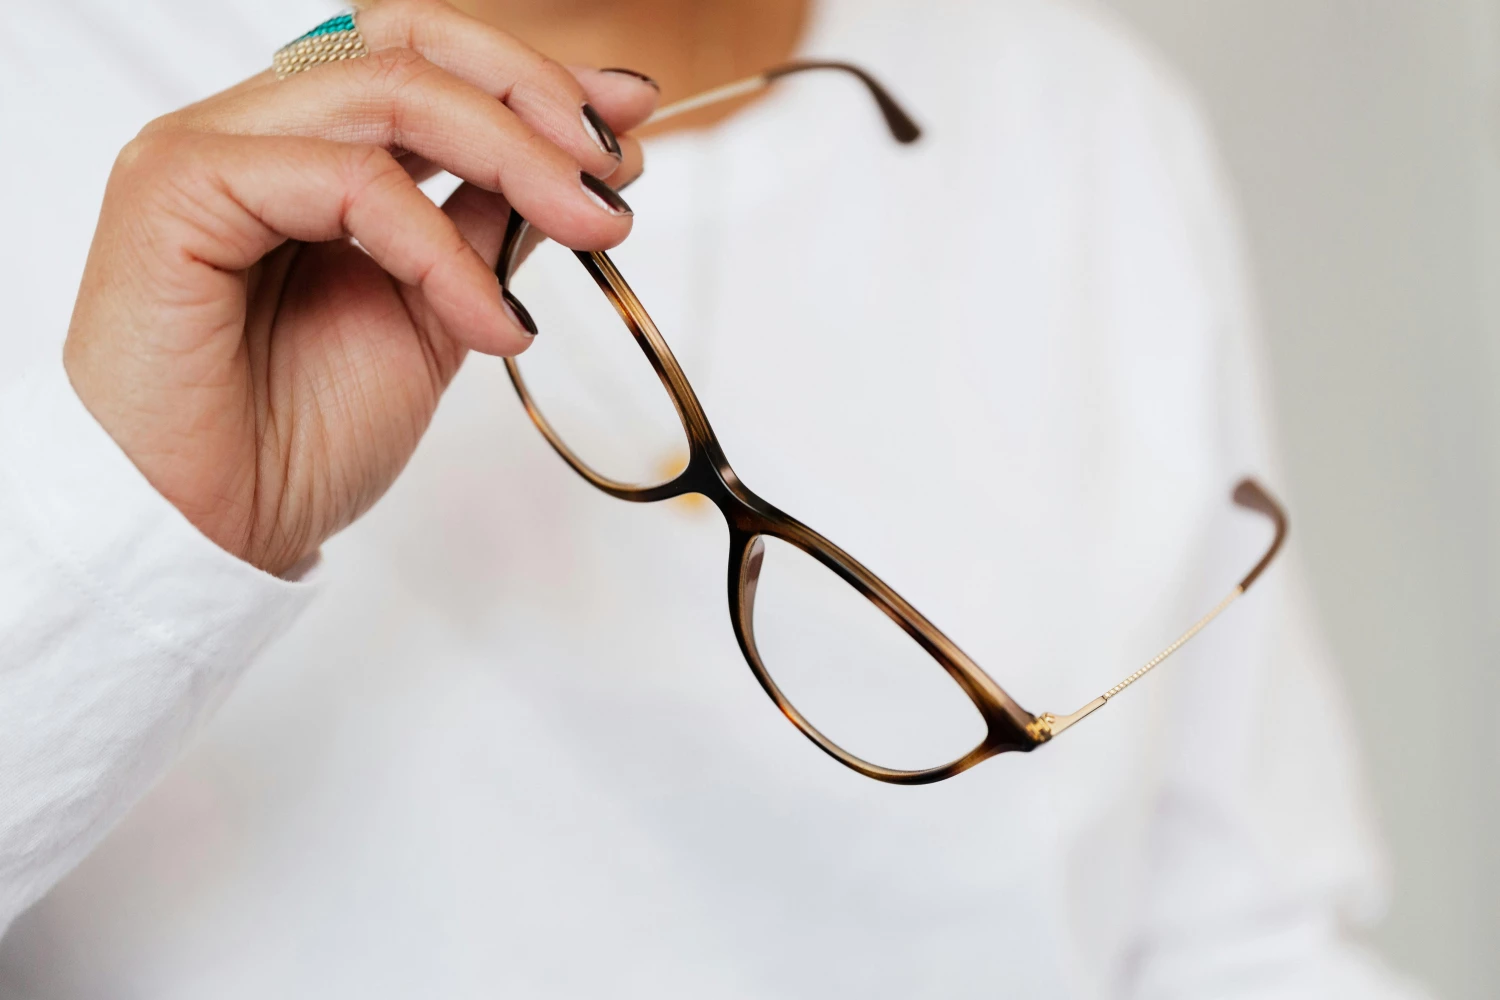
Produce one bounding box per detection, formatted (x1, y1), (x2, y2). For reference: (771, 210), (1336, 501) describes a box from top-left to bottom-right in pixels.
(63, 0), (654, 575)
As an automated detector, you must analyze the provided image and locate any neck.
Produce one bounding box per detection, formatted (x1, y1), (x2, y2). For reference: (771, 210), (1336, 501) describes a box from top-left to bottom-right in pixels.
(450, 0), (811, 132)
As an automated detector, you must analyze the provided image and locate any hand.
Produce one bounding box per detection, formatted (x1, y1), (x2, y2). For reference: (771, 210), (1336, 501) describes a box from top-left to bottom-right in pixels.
(63, 0), (654, 575)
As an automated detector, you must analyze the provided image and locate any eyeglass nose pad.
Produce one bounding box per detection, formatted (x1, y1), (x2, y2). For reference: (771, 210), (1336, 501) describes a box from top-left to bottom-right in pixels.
(744, 536), (766, 605)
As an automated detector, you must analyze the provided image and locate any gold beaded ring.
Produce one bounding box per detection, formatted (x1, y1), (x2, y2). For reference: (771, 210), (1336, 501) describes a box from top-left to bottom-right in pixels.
(273, 10), (370, 79)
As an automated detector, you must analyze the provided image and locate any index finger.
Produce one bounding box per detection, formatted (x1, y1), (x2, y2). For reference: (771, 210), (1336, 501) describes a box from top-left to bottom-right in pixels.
(355, 0), (658, 177)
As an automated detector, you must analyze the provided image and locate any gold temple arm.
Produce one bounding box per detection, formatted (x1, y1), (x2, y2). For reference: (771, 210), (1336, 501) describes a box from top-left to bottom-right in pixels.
(646, 61), (922, 143)
(648, 76), (767, 124)
(1028, 479), (1289, 742)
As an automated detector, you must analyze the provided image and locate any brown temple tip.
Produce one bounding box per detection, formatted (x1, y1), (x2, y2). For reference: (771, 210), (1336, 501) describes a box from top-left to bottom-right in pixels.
(872, 92), (922, 144)
(1231, 478), (1288, 591)
(1232, 478), (1274, 516)
(763, 61), (923, 144)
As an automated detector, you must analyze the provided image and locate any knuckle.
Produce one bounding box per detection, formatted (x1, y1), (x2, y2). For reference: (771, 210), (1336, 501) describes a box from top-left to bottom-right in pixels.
(113, 136), (153, 177)
(134, 113), (173, 138)
(533, 53), (573, 86)
(143, 98), (212, 136)
(343, 143), (406, 198)
(361, 0), (446, 48)
(129, 110), (193, 146)
(490, 128), (553, 191)
(114, 129), (181, 178)
(520, 127), (559, 165)
(508, 55), (589, 134)
(517, 52), (576, 101)
(363, 46), (432, 91)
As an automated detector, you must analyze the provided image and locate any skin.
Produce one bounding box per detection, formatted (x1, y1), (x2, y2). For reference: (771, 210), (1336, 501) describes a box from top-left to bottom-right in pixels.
(453, 0), (809, 131)
(63, 0), (806, 576)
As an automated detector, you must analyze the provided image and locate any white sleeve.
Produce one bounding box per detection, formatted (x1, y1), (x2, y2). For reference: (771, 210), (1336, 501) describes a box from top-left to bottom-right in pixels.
(0, 361), (317, 933)
(1124, 83), (1426, 1000)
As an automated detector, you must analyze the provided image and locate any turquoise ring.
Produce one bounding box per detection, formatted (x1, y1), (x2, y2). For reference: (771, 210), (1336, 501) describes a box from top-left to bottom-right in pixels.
(273, 10), (370, 79)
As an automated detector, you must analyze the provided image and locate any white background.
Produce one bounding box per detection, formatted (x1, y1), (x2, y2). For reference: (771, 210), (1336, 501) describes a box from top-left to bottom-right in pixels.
(1106, 2), (1500, 996)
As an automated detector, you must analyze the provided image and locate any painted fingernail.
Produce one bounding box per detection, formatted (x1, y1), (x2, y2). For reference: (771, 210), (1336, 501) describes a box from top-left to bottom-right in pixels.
(600, 67), (660, 91)
(580, 103), (622, 160)
(501, 286), (538, 336)
(580, 171), (632, 216)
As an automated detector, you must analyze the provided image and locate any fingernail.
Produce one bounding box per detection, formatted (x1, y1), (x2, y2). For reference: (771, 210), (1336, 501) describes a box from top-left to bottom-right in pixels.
(616, 168), (643, 193)
(600, 67), (660, 91)
(580, 171), (632, 216)
(580, 103), (622, 160)
(501, 286), (538, 336)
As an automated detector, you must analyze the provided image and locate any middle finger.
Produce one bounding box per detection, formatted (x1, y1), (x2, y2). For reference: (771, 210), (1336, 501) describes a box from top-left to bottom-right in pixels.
(243, 0), (661, 174)
(184, 51), (635, 251)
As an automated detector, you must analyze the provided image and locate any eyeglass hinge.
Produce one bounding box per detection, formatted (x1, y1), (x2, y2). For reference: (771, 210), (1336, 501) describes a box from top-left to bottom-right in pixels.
(1027, 696), (1109, 744)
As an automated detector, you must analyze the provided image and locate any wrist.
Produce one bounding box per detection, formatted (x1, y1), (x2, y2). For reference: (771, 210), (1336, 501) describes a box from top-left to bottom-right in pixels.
(61, 343), (274, 573)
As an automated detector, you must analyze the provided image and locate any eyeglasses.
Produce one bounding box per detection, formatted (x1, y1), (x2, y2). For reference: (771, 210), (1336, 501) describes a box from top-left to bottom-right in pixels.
(496, 62), (1288, 784)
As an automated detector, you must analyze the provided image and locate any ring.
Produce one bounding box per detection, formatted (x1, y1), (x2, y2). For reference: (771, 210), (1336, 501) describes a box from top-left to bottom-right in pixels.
(272, 10), (370, 79)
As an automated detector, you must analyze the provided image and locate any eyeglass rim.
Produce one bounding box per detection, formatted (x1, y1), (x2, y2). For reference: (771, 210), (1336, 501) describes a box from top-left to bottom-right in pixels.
(495, 62), (1290, 784)
(499, 215), (1039, 782)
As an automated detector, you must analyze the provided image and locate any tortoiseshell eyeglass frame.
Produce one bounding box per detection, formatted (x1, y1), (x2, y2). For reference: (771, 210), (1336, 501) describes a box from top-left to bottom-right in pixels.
(496, 61), (1289, 785)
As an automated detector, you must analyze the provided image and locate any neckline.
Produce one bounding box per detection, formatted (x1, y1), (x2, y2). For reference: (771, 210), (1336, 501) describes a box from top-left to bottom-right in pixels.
(631, 0), (916, 223)
(640, 0), (842, 150)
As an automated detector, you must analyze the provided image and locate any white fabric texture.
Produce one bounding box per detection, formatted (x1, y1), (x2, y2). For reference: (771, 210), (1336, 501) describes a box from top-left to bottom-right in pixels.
(0, 366), (317, 932)
(0, 0), (1423, 996)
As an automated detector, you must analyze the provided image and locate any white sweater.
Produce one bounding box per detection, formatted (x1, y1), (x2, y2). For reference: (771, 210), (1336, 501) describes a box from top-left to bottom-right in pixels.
(0, 0), (1420, 996)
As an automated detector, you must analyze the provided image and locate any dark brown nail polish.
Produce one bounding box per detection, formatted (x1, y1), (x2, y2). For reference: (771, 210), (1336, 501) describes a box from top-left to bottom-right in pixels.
(600, 67), (660, 91)
(580, 103), (622, 159)
(579, 171), (632, 216)
(502, 286), (538, 336)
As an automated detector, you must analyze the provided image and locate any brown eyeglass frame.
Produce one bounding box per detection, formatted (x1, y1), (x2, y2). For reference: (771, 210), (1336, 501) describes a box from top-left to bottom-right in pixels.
(496, 61), (1289, 785)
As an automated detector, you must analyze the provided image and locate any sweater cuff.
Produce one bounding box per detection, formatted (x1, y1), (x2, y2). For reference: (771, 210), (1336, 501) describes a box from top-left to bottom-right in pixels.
(0, 362), (317, 666)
